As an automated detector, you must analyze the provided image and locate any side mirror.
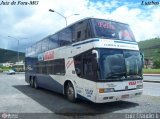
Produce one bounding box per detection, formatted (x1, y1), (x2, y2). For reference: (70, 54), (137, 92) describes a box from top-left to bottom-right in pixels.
(91, 51), (98, 71)
(92, 50), (99, 59)
(92, 56), (98, 71)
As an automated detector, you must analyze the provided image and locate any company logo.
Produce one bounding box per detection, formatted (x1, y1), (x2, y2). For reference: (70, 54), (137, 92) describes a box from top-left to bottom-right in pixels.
(43, 50), (54, 61)
(1, 113), (18, 119)
(2, 113), (7, 119)
(129, 81), (136, 85)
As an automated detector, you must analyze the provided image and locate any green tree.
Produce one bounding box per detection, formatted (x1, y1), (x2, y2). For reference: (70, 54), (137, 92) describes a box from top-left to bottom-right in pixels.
(153, 58), (160, 68)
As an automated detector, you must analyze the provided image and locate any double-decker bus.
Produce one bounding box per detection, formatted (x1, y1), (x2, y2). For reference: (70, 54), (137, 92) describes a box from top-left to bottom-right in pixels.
(25, 18), (143, 103)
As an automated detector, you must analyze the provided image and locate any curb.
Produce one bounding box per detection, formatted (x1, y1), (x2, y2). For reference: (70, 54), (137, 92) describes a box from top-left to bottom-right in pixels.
(143, 74), (160, 76)
(143, 80), (160, 83)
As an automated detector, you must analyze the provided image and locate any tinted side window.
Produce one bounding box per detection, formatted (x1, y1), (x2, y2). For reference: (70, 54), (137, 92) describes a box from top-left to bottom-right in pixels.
(31, 45), (36, 56)
(42, 62), (47, 74)
(53, 59), (65, 75)
(74, 55), (82, 77)
(74, 50), (97, 81)
(36, 42), (42, 54)
(35, 59), (65, 75)
(48, 34), (59, 50)
(46, 61), (54, 74)
(59, 27), (72, 46)
(41, 39), (49, 52)
(36, 62), (46, 74)
(74, 20), (88, 42)
(82, 52), (94, 80)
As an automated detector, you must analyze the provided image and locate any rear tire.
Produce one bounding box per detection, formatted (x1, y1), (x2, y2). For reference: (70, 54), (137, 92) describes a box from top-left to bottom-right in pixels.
(29, 76), (32, 86)
(65, 82), (76, 102)
(33, 78), (38, 89)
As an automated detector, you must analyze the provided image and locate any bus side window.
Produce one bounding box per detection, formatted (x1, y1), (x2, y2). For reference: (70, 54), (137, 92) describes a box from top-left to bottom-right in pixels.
(59, 27), (72, 46)
(74, 50), (97, 81)
(38, 62), (43, 74)
(86, 21), (92, 39)
(83, 58), (93, 79)
(82, 52), (96, 81)
(74, 20), (88, 42)
(49, 34), (59, 50)
(41, 39), (49, 52)
(74, 55), (82, 77)
(77, 31), (81, 39)
(53, 59), (65, 75)
(41, 62), (47, 74)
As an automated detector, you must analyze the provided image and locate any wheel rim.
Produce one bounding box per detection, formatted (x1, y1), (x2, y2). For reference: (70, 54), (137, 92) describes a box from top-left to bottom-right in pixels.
(30, 79), (32, 86)
(30, 79), (34, 87)
(67, 85), (74, 99)
(29, 80), (32, 86)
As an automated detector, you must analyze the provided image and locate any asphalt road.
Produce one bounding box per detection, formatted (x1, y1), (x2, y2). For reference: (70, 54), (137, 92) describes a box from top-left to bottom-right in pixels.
(143, 76), (160, 96)
(0, 73), (160, 119)
(143, 75), (160, 83)
(143, 76), (160, 80)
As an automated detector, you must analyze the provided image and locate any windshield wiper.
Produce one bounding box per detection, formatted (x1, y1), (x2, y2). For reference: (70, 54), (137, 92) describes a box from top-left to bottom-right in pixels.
(105, 72), (126, 79)
(127, 75), (143, 80)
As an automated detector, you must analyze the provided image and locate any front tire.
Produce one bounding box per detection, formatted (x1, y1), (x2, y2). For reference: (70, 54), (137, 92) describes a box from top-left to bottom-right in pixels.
(30, 78), (34, 88)
(66, 82), (76, 102)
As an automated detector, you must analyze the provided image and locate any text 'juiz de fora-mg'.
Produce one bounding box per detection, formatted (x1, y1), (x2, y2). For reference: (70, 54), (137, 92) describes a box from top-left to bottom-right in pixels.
(0, 1), (39, 5)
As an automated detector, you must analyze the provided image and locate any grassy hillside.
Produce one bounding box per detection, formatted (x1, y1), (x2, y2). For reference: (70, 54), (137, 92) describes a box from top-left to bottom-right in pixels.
(138, 38), (160, 58)
(0, 48), (25, 63)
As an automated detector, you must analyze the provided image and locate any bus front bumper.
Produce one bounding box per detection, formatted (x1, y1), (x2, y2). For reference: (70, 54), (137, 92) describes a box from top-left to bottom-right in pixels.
(95, 89), (143, 103)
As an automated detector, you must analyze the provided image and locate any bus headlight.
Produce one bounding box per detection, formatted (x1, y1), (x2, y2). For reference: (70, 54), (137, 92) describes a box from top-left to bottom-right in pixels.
(99, 88), (114, 93)
(136, 85), (143, 89)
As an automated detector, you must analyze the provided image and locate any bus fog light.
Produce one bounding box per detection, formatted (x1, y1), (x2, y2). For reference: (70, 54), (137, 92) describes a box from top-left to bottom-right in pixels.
(136, 85), (143, 89)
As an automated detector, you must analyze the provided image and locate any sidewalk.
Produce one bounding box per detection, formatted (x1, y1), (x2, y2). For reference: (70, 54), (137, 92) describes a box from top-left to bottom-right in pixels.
(143, 74), (160, 83)
(143, 74), (160, 76)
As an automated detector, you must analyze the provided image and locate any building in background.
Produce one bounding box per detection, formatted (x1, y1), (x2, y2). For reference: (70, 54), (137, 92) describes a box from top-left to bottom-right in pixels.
(13, 61), (25, 72)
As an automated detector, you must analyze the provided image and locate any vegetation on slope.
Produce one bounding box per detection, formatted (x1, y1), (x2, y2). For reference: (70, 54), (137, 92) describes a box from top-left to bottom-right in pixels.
(0, 48), (25, 63)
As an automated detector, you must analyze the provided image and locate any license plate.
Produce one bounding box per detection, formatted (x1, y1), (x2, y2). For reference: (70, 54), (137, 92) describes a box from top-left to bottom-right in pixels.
(122, 94), (129, 99)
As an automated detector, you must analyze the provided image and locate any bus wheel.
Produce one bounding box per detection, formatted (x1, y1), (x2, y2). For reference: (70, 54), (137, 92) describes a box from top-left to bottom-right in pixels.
(30, 78), (34, 88)
(33, 78), (38, 89)
(66, 82), (76, 102)
(29, 76), (32, 86)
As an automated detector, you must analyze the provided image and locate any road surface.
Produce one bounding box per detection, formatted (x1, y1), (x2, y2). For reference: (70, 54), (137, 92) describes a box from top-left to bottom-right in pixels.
(0, 73), (160, 119)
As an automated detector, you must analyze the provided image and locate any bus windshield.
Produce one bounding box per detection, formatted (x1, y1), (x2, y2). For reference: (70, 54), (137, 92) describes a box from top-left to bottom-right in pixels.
(93, 19), (136, 41)
(99, 49), (142, 80)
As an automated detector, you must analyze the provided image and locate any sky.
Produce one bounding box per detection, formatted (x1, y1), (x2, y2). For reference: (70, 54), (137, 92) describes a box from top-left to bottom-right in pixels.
(0, 0), (160, 52)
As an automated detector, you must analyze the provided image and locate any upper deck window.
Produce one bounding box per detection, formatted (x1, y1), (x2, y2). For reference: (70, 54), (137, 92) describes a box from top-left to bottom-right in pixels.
(59, 27), (73, 46)
(73, 19), (92, 42)
(48, 34), (59, 49)
(93, 19), (136, 42)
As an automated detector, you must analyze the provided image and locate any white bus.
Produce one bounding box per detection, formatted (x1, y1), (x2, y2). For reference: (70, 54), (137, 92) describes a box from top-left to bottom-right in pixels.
(25, 18), (143, 103)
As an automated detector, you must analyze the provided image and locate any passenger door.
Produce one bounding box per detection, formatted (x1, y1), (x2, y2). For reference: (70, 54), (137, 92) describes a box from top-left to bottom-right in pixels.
(74, 50), (97, 101)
